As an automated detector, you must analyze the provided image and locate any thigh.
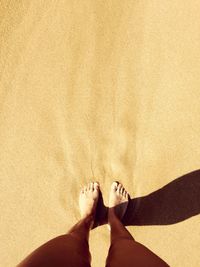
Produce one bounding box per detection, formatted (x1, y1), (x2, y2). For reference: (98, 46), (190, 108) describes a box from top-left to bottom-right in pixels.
(17, 234), (91, 267)
(105, 238), (169, 267)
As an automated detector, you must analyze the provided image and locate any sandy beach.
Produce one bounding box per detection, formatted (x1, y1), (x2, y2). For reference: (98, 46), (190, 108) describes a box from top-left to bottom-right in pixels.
(0, 1), (200, 266)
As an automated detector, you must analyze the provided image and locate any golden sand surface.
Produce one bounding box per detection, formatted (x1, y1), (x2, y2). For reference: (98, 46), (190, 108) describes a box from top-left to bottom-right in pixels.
(0, 1), (200, 266)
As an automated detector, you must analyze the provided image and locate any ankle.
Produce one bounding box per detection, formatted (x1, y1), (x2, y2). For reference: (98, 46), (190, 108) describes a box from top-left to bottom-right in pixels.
(108, 207), (119, 223)
(81, 214), (95, 229)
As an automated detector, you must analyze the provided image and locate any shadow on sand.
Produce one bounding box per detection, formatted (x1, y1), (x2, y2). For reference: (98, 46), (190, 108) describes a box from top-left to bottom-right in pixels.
(93, 169), (200, 228)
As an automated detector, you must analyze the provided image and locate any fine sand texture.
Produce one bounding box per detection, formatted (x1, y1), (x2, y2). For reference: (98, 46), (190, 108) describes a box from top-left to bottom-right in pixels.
(0, 1), (200, 266)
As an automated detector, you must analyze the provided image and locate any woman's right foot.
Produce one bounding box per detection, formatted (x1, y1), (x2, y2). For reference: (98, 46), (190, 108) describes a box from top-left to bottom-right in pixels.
(108, 181), (129, 227)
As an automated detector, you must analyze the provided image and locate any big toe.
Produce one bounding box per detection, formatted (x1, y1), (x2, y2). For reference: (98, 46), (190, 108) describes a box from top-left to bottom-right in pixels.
(94, 182), (100, 191)
(111, 181), (119, 191)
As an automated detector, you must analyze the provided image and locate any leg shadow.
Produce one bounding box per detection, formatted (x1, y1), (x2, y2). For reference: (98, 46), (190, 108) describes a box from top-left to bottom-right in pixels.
(92, 169), (200, 228)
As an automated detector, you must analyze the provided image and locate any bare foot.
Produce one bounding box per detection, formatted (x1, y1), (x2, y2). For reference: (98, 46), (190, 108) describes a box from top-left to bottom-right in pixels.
(108, 181), (129, 226)
(79, 182), (100, 222)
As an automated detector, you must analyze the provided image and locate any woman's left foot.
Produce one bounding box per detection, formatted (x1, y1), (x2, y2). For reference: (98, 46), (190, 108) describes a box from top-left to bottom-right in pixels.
(79, 182), (100, 222)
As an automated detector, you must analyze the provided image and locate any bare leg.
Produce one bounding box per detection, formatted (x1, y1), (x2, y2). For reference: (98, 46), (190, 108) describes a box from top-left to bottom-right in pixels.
(107, 182), (134, 244)
(106, 182), (169, 267)
(67, 181), (100, 242)
(17, 182), (100, 267)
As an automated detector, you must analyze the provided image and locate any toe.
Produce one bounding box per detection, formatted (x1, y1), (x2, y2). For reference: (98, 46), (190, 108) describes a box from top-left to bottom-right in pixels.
(122, 189), (126, 197)
(87, 183), (90, 191)
(84, 186), (87, 192)
(117, 183), (122, 194)
(80, 188), (84, 194)
(90, 182), (94, 191)
(120, 186), (124, 194)
(94, 182), (99, 191)
(111, 181), (118, 191)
